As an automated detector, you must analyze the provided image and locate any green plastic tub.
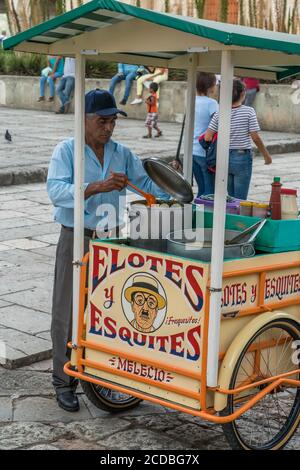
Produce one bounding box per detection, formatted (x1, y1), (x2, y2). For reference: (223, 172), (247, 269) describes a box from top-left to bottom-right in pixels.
(193, 205), (300, 253)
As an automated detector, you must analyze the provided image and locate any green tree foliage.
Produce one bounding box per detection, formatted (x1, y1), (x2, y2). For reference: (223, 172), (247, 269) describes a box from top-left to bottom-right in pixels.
(195, 0), (206, 18)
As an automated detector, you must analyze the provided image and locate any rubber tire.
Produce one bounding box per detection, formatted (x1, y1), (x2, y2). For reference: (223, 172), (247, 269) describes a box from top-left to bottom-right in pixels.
(81, 379), (142, 413)
(221, 318), (300, 450)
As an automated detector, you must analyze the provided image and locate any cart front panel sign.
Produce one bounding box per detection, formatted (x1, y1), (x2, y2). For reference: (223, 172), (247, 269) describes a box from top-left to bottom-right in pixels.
(85, 241), (209, 409)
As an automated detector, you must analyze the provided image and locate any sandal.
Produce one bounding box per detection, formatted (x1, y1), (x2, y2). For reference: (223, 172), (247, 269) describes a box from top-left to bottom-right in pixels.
(143, 135), (152, 139)
(155, 131), (162, 138)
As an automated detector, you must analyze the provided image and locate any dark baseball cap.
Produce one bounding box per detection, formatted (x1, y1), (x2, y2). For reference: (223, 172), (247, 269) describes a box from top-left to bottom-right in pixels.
(85, 89), (127, 117)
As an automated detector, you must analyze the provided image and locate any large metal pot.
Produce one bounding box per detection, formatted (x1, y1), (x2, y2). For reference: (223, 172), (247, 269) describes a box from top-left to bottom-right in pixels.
(128, 200), (192, 252)
(166, 228), (257, 261)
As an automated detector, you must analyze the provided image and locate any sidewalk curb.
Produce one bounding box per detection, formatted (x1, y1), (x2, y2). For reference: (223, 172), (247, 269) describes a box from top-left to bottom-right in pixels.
(0, 167), (48, 187)
(1, 349), (52, 370)
(0, 141), (300, 188)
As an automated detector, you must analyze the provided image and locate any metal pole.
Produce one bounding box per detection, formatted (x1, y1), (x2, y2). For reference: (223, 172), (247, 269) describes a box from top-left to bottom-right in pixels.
(207, 51), (234, 387)
(183, 53), (197, 183)
(72, 53), (86, 346)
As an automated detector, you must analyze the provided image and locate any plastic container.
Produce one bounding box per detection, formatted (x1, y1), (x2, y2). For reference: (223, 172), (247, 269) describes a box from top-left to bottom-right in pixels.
(239, 201), (253, 217)
(252, 203), (269, 218)
(194, 208), (300, 253)
(281, 188), (298, 220)
(269, 177), (282, 220)
(194, 195), (241, 214)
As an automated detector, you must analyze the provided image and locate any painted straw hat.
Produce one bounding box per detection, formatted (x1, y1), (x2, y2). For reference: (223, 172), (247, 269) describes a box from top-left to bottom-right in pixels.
(124, 275), (166, 309)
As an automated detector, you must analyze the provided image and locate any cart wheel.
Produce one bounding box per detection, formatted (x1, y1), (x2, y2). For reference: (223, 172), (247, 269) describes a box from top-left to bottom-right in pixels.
(80, 380), (142, 413)
(221, 318), (300, 450)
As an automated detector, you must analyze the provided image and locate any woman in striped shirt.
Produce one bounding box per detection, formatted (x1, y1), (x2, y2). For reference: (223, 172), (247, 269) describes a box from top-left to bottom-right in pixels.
(205, 79), (272, 200)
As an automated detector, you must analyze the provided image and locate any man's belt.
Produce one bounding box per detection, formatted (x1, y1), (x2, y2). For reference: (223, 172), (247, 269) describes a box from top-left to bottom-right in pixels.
(62, 225), (95, 238)
(62, 225), (120, 238)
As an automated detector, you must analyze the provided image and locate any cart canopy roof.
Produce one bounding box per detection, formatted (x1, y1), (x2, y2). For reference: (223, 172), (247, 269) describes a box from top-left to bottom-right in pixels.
(4, 0), (300, 80)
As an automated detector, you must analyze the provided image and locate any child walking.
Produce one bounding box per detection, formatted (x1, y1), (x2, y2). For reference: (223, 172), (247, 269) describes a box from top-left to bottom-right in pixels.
(143, 82), (162, 139)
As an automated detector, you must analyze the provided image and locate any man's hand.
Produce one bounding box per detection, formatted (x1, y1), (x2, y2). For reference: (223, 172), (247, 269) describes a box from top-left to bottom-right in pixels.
(102, 172), (128, 192)
(170, 160), (183, 173)
(264, 153), (272, 165)
(85, 172), (128, 199)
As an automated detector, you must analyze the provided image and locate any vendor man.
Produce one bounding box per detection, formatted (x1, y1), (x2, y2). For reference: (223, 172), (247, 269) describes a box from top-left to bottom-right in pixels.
(47, 89), (168, 412)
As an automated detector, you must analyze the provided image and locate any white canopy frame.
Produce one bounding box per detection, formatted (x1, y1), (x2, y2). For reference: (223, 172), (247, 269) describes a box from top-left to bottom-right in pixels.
(4, 0), (300, 389)
(71, 47), (233, 387)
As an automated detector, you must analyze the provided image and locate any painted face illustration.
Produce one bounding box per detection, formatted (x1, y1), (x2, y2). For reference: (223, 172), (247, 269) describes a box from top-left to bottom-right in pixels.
(124, 274), (166, 333)
(131, 291), (158, 332)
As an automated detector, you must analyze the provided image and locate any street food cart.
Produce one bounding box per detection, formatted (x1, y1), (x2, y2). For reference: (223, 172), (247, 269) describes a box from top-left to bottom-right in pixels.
(4, 0), (300, 450)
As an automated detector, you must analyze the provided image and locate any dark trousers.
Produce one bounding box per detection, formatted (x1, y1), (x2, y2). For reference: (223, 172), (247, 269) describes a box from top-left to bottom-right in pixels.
(51, 226), (91, 395)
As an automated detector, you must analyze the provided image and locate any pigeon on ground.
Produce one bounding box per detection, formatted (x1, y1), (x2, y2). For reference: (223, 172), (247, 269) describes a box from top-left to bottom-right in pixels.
(5, 130), (12, 143)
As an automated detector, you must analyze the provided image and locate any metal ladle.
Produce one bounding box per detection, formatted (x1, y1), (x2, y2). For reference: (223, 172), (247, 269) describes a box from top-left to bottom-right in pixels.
(225, 218), (267, 245)
(127, 181), (157, 206)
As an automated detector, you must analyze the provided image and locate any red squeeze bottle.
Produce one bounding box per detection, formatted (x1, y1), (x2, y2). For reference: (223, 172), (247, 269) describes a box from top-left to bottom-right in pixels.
(269, 176), (282, 220)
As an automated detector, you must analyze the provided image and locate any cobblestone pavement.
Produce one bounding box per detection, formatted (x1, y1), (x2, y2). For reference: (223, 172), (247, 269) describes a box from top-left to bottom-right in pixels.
(0, 154), (300, 449)
(1, 107), (300, 184)
(0, 358), (299, 450)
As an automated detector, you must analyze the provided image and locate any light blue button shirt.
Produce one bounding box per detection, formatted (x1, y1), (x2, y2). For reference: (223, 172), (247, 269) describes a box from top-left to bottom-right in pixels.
(47, 138), (169, 230)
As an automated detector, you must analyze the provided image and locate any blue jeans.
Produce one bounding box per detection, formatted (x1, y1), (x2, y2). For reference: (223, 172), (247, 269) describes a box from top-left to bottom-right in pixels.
(40, 72), (62, 98)
(193, 154), (215, 197)
(56, 76), (75, 107)
(244, 88), (257, 107)
(228, 149), (253, 200)
(109, 72), (137, 102)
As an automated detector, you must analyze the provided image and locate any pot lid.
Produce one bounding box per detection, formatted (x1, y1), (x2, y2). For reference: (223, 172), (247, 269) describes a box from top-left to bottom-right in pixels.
(143, 157), (194, 203)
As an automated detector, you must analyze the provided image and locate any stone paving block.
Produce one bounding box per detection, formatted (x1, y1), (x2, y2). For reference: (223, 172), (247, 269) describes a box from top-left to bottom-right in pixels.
(98, 428), (189, 450)
(64, 416), (131, 441)
(0, 210), (28, 220)
(36, 331), (51, 341)
(165, 422), (228, 450)
(31, 245), (57, 259)
(0, 194), (28, 202)
(13, 396), (91, 423)
(26, 194), (51, 205)
(0, 327), (52, 368)
(0, 259), (15, 269)
(0, 285), (53, 314)
(0, 244), (14, 252)
(26, 444), (60, 450)
(0, 217), (42, 231)
(0, 368), (53, 395)
(28, 213), (55, 223)
(2, 238), (50, 250)
(122, 412), (184, 431)
(35, 439), (106, 450)
(0, 397), (12, 422)
(22, 206), (53, 216)
(0, 200), (42, 211)
(0, 274), (53, 297)
(0, 299), (12, 308)
(32, 233), (60, 245)
(20, 358), (52, 372)
(0, 422), (67, 449)
(0, 222), (59, 242)
(0, 252), (54, 280)
(0, 305), (51, 333)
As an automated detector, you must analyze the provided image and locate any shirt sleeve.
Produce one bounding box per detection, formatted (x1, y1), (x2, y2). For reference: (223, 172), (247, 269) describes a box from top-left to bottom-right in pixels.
(208, 112), (219, 131)
(125, 149), (170, 200)
(249, 108), (260, 132)
(47, 141), (89, 209)
(208, 99), (219, 117)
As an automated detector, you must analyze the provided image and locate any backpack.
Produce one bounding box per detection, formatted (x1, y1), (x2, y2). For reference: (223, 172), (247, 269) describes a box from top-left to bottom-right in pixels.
(198, 132), (218, 173)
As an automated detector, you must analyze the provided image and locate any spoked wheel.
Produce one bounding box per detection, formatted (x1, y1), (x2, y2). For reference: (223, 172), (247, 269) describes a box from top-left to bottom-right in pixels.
(81, 380), (142, 412)
(222, 318), (300, 450)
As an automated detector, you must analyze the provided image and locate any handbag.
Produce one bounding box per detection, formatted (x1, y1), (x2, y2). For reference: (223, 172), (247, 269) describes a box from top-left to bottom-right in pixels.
(198, 132), (218, 172)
